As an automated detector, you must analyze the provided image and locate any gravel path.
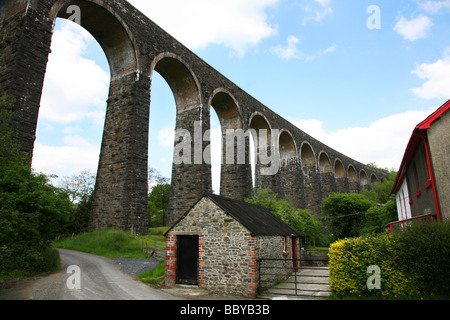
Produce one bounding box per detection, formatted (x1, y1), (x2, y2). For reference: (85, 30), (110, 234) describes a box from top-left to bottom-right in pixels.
(112, 257), (162, 276)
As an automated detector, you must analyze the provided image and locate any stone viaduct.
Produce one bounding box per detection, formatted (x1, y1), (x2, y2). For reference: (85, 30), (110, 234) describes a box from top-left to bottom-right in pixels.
(0, 0), (389, 235)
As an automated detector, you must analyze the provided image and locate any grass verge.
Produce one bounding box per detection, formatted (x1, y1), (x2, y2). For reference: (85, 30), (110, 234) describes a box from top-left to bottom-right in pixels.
(52, 229), (151, 259)
(137, 259), (166, 286)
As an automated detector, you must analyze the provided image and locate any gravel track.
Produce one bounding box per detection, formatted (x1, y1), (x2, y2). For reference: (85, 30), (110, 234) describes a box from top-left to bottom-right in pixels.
(0, 249), (178, 300)
(112, 257), (162, 276)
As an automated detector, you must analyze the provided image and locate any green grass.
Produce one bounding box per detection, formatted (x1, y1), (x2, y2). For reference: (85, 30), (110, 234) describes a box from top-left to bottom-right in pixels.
(52, 229), (151, 259)
(137, 259), (166, 286)
(52, 228), (168, 286)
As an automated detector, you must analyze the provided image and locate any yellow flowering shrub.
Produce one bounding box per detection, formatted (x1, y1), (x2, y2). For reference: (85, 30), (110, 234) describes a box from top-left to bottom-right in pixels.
(329, 235), (420, 297)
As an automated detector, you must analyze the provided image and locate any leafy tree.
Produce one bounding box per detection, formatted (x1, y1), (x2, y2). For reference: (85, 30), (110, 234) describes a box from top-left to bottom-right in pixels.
(361, 170), (397, 204)
(148, 183), (170, 226)
(246, 189), (327, 247)
(322, 193), (373, 239)
(360, 199), (397, 236)
(59, 170), (96, 235)
(0, 94), (68, 274)
(60, 170), (96, 203)
(147, 168), (171, 227)
(148, 167), (170, 186)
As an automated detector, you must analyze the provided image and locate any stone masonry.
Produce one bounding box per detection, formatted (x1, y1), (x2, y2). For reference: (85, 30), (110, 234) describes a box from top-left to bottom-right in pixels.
(165, 196), (300, 298)
(0, 0), (390, 234)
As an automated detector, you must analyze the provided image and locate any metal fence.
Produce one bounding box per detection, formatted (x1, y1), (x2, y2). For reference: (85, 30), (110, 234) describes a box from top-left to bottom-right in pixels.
(257, 258), (330, 298)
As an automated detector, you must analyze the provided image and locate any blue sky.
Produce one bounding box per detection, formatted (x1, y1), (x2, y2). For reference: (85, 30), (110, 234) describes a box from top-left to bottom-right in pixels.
(33, 0), (450, 192)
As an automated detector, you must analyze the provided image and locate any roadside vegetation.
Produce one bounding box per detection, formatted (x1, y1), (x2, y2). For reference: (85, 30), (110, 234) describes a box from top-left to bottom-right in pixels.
(53, 229), (151, 259)
(53, 227), (168, 286)
(328, 221), (450, 300)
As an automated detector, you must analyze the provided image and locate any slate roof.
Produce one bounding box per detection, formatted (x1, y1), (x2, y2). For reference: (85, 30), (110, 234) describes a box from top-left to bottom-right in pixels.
(167, 193), (304, 237)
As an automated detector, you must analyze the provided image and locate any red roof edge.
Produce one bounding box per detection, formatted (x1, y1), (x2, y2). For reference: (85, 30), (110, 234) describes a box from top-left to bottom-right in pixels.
(390, 100), (450, 195)
(417, 100), (450, 130)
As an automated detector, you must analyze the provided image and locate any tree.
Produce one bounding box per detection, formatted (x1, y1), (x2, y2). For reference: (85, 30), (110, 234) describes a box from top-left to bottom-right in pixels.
(360, 199), (397, 236)
(147, 167), (171, 227)
(0, 94), (67, 274)
(361, 170), (397, 204)
(148, 167), (170, 189)
(60, 170), (96, 203)
(322, 193), (373, 239)
(245, 189), (327, 247)
(59, 170), (96, 235)
(148, 183), (170, 227)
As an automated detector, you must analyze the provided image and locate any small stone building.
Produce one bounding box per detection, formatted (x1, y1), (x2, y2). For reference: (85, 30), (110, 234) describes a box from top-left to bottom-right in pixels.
(164, 194), (304, 298)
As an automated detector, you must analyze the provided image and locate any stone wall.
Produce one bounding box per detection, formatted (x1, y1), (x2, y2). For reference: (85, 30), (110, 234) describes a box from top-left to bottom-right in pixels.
(256, 235), (299, 287)
(165, 197), (258, 298)
(165, 196), (304, 298)
(1, 0), (390, 234)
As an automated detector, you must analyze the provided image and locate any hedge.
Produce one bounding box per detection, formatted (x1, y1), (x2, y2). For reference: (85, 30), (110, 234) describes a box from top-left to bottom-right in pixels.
(329, 221), (450, 298)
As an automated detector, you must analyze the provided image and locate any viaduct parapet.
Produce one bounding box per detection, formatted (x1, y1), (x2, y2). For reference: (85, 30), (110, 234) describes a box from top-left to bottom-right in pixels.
(0, 0), (389, 234)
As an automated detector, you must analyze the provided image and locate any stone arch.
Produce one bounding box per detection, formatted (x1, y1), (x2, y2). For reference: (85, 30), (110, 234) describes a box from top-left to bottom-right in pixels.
(151, 53), (201, 114)
(348, 165), (357, 183)
(249, 112), (272, 143)
(150, 53), (204, 225)
(300, 142), (316, 168)
(360, 170), (369, 186)
(318, 151), (332, 173)
(370, 174), (378, 184)
(209, 89), (242, 131)
(249, 112), (274, 190)
(51, 0), (138, 79)
(209, 89), (251, 199)
(45, 1), (150, 234)
(334, 159), (345, 178)
(278, 130), (297, 163)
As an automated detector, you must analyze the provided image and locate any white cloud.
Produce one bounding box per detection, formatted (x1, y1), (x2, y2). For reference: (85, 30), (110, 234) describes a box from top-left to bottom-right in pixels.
(272, 35), (336, 60)
(419, 0), (450, 14)
(302, 0), (333, 24)
(394, 15), (433, 41)
(32, 136), (100, 181)
(128, 0), (279, 56)
(292, 109), (436, 170)
(157, 127), (175, 147)
(411, 54), (450, 99)
(272, 35), (301, 59)
(39, 20), (109, 124)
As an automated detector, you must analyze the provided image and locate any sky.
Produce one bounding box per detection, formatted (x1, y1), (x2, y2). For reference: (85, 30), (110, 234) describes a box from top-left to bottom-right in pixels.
(32, 0), (450, 193)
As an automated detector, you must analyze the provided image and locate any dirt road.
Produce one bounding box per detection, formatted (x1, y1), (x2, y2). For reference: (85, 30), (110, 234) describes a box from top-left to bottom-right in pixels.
(0, 249), (181, 300)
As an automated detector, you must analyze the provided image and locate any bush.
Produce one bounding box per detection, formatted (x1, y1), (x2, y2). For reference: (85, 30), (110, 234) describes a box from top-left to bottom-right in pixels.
(395, 221), (450, 295)
(329, 221), (450, 298)
(322, 193), (373, 239)
(0, 93), (69, 275)
(0, 163), (69, 274)
(246, 189), (327, 246)
(329, 235), (419, 297)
